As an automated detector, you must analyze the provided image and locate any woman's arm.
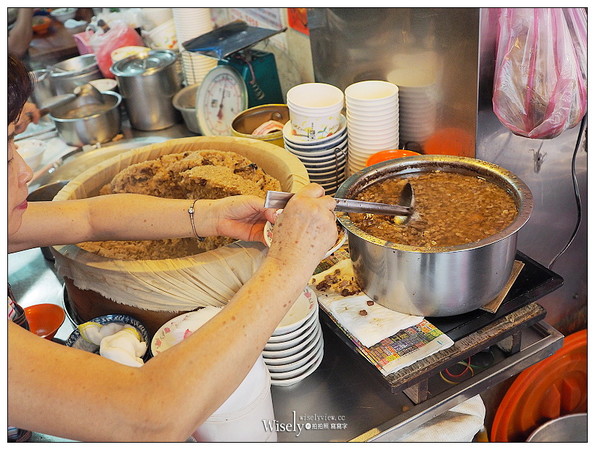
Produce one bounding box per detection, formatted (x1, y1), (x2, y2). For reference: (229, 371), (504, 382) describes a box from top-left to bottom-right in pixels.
(9, 193), (278, 253)
(8, 185), (338, 441)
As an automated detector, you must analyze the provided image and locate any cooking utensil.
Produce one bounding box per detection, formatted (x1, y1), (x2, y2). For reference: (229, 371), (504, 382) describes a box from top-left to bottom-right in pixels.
(264, 184), (414, 217)
(35, 83), (106, 118)
(48, 91), (122, 147)
(49, 54), (102, 95)
(335, 155), (533, 317)
(111, 49), (181, 131)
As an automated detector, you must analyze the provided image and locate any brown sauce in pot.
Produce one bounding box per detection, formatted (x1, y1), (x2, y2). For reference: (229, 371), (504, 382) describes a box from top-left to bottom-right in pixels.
(349, 171), (518, 248)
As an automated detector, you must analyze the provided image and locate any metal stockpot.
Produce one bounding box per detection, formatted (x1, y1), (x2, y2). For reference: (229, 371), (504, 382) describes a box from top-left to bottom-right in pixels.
(49, 54), (102, 95)
(49, 91), (122, 147)
(335, 155), (533, 317)
(110, 49), (182, 131)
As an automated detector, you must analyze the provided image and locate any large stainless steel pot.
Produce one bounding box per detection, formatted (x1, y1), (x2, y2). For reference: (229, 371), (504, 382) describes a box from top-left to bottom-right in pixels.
(49, 54), (102, 95)
(111, 49), (181, 131)
(49, 91), (122, 147)
(336, 155), (533, 317)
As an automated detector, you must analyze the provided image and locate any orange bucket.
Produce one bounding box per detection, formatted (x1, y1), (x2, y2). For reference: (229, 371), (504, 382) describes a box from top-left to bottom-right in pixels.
(366, 149), (420, 167)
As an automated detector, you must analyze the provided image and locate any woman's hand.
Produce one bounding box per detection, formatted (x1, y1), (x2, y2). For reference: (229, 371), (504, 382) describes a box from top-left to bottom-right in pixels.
(14, 102), (41, 135)
(204, 195), (276, 244)
(265, 183), (338, 266)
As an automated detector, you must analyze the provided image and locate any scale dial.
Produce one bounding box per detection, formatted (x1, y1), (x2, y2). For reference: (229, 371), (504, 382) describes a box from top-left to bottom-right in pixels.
(195, 65), (248, 136)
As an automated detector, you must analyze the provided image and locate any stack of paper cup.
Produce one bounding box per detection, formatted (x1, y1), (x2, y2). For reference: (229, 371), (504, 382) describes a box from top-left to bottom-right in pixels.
(387, 51), (441, 148)
(172, 8), (217, 85)
(345, 80), (400, 175)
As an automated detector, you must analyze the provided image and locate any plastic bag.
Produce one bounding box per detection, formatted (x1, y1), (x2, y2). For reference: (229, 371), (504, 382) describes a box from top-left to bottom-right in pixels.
(88, 20), (145, 78)
(492, 8), (587, 139)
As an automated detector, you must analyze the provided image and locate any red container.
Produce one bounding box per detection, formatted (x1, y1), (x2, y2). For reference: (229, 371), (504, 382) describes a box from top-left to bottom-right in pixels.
(24, 303), (65, 340)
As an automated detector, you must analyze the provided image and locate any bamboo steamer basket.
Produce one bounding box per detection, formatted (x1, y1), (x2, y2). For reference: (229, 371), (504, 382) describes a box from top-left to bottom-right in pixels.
(51, 136), (310, 336)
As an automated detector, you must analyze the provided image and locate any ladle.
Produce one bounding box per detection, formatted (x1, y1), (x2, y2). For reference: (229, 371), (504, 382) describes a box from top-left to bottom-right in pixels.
(264, 182), (415, 221)
(35, 83), (106, 116)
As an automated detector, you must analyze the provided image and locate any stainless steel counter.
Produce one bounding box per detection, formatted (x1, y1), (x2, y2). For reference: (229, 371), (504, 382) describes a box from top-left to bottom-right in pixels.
(9, 118), (564, 442)
(8, 246), (563, 442)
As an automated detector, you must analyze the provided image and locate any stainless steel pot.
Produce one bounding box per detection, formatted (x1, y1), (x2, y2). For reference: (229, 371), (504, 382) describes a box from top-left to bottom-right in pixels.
(172, 83), (200, 134)
(111, 49), (181, 131)
(49, 54), (102, 95)
(335, 155), (533, 317)
(49, 91), (122, 147)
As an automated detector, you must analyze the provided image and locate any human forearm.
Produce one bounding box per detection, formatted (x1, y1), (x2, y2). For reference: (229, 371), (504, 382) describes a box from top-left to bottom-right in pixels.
(10, 194), (266, 252)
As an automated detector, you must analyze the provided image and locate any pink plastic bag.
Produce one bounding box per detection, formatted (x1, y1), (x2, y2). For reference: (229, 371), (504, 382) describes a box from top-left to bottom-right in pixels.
(88, 20), (145, 79)
(492, 8), (587, 139)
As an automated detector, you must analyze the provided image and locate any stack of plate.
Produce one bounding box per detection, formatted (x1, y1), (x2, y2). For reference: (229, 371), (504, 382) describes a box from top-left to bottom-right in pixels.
(172, 8), (217, 85)
(345, 80), (400, 175)
(263, 287), (324, 387)
(282, 116), (348, 196)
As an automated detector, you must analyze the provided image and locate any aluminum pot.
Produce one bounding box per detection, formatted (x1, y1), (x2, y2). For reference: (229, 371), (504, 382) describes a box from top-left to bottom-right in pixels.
(49, 91), (122, 147)
(335, 155), (533, 317)
(111, 49), (181, 131)
(49, 54), (102, 95)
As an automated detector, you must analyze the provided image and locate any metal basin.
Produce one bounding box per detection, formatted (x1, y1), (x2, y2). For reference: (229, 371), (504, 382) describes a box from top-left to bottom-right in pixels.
(49, 54), (102, 95)
(335, 155), (533, 317)
(49, 91), (122, 147)
(527, 414), (587, 442)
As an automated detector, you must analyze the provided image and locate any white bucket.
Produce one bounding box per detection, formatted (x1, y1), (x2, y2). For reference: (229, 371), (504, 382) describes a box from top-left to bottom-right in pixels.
(193, 357), (277, 442)
(152, 309), (277, 442)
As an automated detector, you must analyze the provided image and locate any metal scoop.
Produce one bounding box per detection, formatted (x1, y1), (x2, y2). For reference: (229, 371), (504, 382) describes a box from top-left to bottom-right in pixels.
(264, 182), (415, 220)
(36, 83), (105, 115)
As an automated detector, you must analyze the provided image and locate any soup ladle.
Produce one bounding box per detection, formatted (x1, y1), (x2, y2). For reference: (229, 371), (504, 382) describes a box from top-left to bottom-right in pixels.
(264, 182), (415, 221)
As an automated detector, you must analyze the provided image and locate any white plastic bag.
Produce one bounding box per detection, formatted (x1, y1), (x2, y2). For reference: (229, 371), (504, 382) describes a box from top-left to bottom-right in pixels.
(492, 8), (587, 139)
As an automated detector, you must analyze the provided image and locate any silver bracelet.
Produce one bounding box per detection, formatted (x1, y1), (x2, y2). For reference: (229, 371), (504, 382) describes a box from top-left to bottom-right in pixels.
(188, 199), (205, 241)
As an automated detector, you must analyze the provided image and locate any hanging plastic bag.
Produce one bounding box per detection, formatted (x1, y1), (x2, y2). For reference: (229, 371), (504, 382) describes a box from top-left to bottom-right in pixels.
(492, 8), (587, 139)
(88, 20), (145, 79)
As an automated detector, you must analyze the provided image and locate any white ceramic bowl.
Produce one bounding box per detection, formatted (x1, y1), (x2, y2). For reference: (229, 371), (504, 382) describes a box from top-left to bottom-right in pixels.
(266, 338), (322, 373)
(264, 327), (323, 366)
(284, 140), (348, 157)
(264, 317), (319, 351)
(283, 117), (347, 147)
(273, 287), (318, 335)
(17, 139), (46, 169)
(263, 324), (322, 359)
(269, 340), (324, 386)
(269, 342), (324, 379)
(51, 8), (77, 23)
(267, 311), (319, 343)
(303, 159), (347, 173)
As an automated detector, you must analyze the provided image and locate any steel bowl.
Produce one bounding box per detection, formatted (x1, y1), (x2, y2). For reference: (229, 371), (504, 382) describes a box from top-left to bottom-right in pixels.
(526, 413), (587, 442)
(49, 54), (102, 95)
(49, 91), (122, 147)
(335, 155), (533, 317)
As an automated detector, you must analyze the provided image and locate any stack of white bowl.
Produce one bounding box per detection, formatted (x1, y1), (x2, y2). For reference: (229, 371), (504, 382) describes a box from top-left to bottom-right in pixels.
(263, 287), (324, 387)
(345, 80), (400, 175)
(282, 117), (348, 196)
(387, 51), (441, 148)
(285, 83), (347, 195)
(172, 8), (217, 85)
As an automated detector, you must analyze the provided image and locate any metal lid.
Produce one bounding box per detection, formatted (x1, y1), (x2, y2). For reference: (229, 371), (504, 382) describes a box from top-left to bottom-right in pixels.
(110, 50), (177, 77)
